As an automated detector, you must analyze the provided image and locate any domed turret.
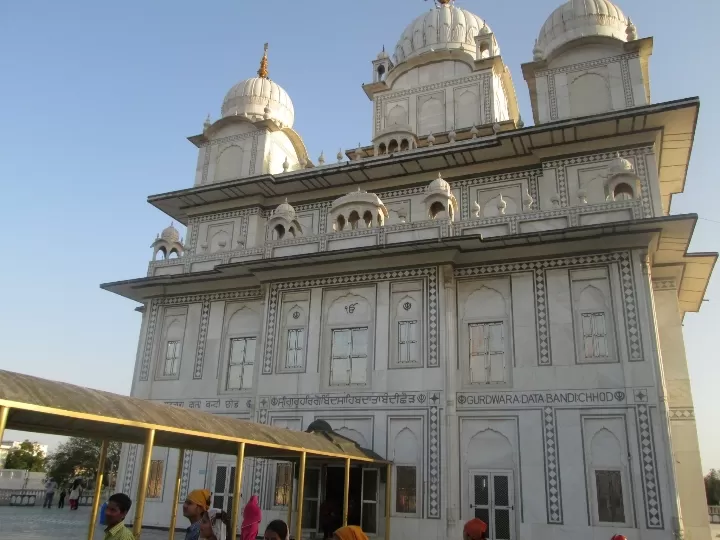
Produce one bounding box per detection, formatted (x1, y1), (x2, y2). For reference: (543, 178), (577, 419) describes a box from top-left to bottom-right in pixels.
(424, 173), (458, 220)
(220, 44), (295, 128)
(330, 188), (389, 231)
(161, 223), (180, 243)
(267, 199), (303, 240)
(536, 0), (629, 60)
(393, 1), (495, 65)
(152, 223), (184, 261)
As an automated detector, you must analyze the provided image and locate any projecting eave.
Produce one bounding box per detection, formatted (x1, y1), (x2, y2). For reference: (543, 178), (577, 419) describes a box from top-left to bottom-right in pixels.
(148, 98), (698, 225)
(101, 215), (713, 307)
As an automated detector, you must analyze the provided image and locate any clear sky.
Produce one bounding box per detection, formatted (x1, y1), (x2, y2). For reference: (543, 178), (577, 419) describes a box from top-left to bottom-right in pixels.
(1, 0), (718, 471)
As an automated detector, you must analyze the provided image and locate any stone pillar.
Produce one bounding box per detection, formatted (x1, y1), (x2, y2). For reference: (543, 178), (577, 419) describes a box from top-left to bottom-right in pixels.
(653, 277), (712, 540)
(442, 264), (459, 540)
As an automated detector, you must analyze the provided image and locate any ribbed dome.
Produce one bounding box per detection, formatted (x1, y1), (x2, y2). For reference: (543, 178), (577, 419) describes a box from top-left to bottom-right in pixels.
(427, 173), (451, 194)
(537, 0), (629, 59)
(393, 3), (494, 65)
(221, 77), (295, 128)
(161, 223), (180, 243)
(273, 199), (296, 220)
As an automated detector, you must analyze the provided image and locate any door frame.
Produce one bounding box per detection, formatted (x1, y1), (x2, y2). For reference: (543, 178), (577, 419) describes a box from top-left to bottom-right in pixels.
(468, 469), (515, 540)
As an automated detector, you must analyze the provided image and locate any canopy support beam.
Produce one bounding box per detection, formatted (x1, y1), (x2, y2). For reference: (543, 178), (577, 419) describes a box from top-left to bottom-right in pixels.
(0, 406), (8, 443)
(287, 461), (294, 531)
(343, 458), (351, 527)
(86, 439), (108, 540)
(295, 452), (307, 540)
(133, 428), (156, 538)
(385, 463), (392, 540)
(229, 442), (246, 539)
(168, 448), (185, 539)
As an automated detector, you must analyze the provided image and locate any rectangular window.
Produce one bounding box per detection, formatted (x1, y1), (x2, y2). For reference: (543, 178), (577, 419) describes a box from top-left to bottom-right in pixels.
(285, 329), (305, 370)
(147, 460), (164, 499)
(397, 321), (419, 364)
(301, 467), (320, 529)
(595, 470), (625, 523)
(226, 337), (256, 391)
(163, 341), (181, 376)
(395, 465), (417, 514)
(274, 463), (293, 506)
(330, 328), (368, 386)
(469, 322), (506, 384)
(581, 312), (609, 359)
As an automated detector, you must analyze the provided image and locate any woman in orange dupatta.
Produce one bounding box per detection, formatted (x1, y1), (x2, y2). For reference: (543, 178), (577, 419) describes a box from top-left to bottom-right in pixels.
(333, 525), (368, 540)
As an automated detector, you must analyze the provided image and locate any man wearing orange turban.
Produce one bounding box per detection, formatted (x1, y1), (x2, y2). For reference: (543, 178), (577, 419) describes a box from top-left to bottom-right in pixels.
(183, 489), (211, 540)
(333, 525), (368, 540)
(463, 518), (488, 540)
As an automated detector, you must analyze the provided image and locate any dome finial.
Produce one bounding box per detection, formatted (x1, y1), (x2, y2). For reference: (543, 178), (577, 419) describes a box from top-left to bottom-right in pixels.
(257, 43), (269, 79)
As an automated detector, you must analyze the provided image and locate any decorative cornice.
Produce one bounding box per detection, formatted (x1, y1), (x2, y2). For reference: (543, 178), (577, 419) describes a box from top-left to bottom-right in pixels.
(668, 408), (695, 420)
(536, 52), (640, 78)
(652, 279), (677, 291)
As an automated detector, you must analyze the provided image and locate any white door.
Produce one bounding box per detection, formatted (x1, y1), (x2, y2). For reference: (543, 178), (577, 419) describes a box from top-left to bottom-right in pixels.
(469, 471), (514, 540)
(211, 463), (236, 513)
(360, 468), (379, 535)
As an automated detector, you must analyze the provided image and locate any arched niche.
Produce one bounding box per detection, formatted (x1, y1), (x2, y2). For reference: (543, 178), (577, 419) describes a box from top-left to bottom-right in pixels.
(569, 72), (611, 117)
(386, 105), (408, 126)
(394, 427), (420, 463)
(455, 89), (479, 129)
(215, 145), (245, 183)
(466, 428), (514, 469)
(328, 294), (371, 323)
(226, 305), (261, 335)
(209, 230), (231, 253)
(590, 428), (624, 468)
(463, 286), (506, 321)
(335, 427), (368, 449)
(419, 97), (444, 136)
(285, 304), (307, 326)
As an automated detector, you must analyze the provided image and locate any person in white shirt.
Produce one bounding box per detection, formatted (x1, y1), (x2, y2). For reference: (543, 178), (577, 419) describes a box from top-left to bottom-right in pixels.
(42, 479), (58, 508)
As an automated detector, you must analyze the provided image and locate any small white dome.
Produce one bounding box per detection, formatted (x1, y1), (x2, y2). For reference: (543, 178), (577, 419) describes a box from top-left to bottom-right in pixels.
(608, 153), (634, 176)
(537, 0), (628, 59)
(331, 188), (385, 211)
(221, 77), (294, 127)
(393, 3), (494, 65)
(427, 173), (451, 194)
(274, 198), (296, 219)
(161, 223), (180, 243)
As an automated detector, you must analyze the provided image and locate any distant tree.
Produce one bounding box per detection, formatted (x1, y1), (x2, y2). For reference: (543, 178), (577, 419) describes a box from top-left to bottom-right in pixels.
(3, 440), (46, 472)
(46, 438), (121, 487)
(706, 469), (720, 506)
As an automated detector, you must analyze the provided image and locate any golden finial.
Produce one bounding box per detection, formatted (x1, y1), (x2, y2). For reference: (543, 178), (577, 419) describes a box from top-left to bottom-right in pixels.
(257, 43), (269, 79)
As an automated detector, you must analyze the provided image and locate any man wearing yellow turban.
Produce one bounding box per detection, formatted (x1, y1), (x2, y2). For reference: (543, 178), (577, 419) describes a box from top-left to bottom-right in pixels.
(183, 489), (211, 540)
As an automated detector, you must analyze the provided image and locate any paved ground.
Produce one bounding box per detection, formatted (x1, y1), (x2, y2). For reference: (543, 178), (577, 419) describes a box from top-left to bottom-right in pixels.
(0, 506), (175, 539)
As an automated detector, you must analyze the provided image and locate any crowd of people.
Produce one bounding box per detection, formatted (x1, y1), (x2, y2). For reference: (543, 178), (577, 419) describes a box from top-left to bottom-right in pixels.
(40, 481), (634, 540)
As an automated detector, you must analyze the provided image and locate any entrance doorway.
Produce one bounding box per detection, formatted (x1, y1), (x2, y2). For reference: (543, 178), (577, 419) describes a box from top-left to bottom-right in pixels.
(469, 470), (514, 540)
(322, 466), (379, 537)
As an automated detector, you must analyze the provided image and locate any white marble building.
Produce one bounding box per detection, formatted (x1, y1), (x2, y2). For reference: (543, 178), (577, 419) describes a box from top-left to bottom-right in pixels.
(103, 1), (715, 539)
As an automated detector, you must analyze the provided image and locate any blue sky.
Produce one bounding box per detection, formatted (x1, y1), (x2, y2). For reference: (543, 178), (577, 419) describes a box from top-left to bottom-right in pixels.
(1, 0), (719, 471)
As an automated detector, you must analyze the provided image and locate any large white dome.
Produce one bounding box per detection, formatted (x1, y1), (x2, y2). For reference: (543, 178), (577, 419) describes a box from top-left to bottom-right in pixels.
(220, 45), (295, 128)
(393, 2), (494, 65)
(536, 0), (629, 59)
(221, 77), (294, 127)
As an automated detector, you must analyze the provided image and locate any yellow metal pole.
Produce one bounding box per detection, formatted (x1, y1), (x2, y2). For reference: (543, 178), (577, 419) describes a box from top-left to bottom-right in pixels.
(295, 452), (306, 540)
(343, 458), (351, 527)
(167, 448), (185, 540)
(229, 442), (246, 540)
(286, 462), (294, 531)
(133, 429), (156, 539)
(86, 439), (109, 540)
(384, 464), (392, 540)
(0, 406), (9, 443)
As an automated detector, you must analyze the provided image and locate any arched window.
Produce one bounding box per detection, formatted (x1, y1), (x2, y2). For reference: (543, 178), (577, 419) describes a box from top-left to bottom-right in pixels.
(155, 247), (167, 261)
(168, 249), (179, 259)
(613, 183), (634, 201)
(377, 64), (385, 82)
(400, 139), (409, 151)
(429, 201), (446, 219)
(479, 43), (490, 59)
(388, 139), (398, 153)
(288, 226), (296, 237)
(273, 224), (286, 240)
(363, 211), (373, 228)
(336, 215), (346, 231)
(348, 211), (360, 230)
(378, 143), (387, 155)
